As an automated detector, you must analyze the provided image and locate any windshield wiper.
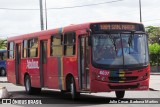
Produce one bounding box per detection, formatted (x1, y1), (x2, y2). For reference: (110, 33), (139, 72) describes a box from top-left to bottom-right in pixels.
(129, 30), (138, 46)
(109, 35), (117, 53)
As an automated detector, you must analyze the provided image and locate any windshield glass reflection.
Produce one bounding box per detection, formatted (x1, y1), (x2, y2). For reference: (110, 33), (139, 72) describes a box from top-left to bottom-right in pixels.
(92, 33), (149, 68)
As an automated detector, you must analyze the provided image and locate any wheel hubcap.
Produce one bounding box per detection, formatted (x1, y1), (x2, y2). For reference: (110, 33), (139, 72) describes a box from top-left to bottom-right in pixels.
(71, 83), (73, 93)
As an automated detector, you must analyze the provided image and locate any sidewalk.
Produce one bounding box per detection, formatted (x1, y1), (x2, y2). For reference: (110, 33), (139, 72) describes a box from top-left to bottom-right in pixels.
(150, 72), (160, 75)
(0, 77), (10, 98)
(149, 75), (160, 91)
(0, 77), (8, 82)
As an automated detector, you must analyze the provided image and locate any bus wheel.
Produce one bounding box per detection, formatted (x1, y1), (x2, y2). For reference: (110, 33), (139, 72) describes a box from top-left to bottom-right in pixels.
(70, 78), (80, 100)
(0, 68), (6, 76)
(24, 75), (34, 94)
(115, 91), (125, 99)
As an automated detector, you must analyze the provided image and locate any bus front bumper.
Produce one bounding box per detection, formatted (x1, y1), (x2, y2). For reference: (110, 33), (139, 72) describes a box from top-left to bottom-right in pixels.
(90, 78), (149, 92)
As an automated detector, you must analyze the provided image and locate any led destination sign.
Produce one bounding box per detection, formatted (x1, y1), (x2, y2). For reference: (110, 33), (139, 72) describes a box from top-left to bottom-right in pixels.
(91, 23), (145, 33)
(100, 24), (136, 30)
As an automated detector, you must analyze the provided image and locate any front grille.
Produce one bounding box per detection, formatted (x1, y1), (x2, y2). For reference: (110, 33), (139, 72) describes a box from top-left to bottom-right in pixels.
(109, 76), (138, 82)
(108, 84), (139, 89)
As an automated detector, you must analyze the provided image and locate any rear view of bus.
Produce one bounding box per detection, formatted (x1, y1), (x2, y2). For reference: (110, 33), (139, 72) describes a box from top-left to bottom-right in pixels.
(89, 22), (150, 98)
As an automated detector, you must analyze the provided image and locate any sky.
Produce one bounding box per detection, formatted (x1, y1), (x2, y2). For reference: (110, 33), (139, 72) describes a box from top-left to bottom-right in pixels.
(0, 0), (160, 38)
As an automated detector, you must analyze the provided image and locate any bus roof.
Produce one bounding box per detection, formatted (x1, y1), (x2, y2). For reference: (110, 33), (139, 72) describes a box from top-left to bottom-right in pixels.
(7, 21), (143, 42)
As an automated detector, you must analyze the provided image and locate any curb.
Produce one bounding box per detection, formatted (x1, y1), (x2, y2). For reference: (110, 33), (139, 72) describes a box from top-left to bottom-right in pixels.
(0, 87), (10, 99)
(149, 88), (159, 91)
(150, 73), (160, 75)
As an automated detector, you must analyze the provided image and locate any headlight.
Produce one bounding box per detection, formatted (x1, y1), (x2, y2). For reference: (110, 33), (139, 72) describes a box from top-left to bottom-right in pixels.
(140, 73), (148, 80)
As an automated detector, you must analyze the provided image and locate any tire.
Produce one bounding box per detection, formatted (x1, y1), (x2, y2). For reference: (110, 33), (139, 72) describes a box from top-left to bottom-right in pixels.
(24, 75), (34, 94)
(61, 90), (66, 93)
(0, 68), (6, 76)
(70, 77), (80, 100)
(115, 91), (125, 99)
(24, 75), (41, 95)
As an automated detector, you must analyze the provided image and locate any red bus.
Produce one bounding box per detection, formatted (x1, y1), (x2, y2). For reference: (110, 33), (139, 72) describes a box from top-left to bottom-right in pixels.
(7, 22), (150, 99)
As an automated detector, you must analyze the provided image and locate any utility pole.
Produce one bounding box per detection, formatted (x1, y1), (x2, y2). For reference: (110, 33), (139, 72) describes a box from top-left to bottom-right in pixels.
(45, 0), (48, 30)
(139, 0), (142, 22)
(39, 0), (44, 30)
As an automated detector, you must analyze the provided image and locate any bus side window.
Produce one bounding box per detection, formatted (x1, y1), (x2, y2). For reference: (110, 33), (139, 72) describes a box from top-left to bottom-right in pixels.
(0, 53), (2, 60)
(0, 52), (7, 60)
(28, 38), (38, 58)
(8, 42), (14, 59)
(3, 52), (7, 60)
(64, 32), (76, 56)
(23, 40), (28, 58)
(50, 34), (63, 56)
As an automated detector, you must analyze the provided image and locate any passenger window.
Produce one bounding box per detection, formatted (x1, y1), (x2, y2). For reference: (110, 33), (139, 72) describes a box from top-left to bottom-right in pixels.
(23, 40), (28, 58)
(8, 42), (14, 59)
(64, 32), (76, 56)
(2, 52), (7, 60)
(50, 34), (63, 56)
(28, 38), (38, 57)
(0, 53), (2, 60)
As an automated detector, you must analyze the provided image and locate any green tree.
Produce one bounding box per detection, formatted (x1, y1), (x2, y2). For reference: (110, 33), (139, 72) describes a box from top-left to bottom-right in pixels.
(0, 39), (7, 49)
(149, 43), (160, 66)
(149, 43), (160, 54)
(146, 26), (160, 44)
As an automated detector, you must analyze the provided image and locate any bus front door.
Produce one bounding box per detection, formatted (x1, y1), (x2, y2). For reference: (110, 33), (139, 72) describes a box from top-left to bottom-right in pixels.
(78, 36), (90, 90)
(15, 44), (21, 85)
(40, 40), (48, 87)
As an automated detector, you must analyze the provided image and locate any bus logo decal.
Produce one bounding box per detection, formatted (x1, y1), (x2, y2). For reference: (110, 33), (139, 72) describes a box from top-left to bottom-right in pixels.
(27, 59), (39, 69)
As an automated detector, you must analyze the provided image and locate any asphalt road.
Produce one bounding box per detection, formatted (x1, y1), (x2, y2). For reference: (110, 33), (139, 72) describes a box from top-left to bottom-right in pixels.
(0, 75), (160, 106)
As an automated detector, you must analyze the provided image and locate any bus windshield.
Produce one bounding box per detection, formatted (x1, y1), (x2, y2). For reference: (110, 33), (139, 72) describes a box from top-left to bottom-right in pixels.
(92, 33), (149, 69)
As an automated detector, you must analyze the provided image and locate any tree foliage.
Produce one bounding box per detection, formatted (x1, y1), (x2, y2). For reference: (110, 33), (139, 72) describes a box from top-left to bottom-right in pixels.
(149, 43), (160, 66)
(144, 26), (160, 66)
(146, 26), (160, 44)
(149, 43), (160, 54)
(0, 39), (7, 49)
